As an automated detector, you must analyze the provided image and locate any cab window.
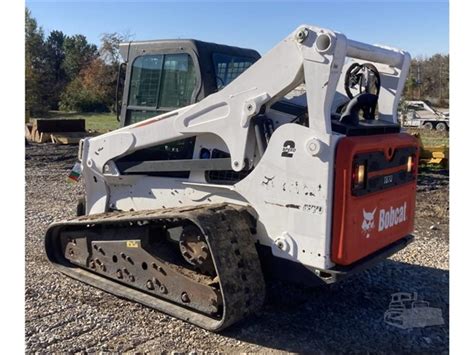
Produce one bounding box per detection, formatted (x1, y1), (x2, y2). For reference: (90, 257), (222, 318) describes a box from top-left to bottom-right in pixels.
(212, 53), (255, 90)
(159, 54), (196, 108)
(129, 55), (163, 107)
(127, 53), (197, 124)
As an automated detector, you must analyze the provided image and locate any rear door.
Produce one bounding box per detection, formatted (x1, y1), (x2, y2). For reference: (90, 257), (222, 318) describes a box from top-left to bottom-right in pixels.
(331, 133), (419, 265)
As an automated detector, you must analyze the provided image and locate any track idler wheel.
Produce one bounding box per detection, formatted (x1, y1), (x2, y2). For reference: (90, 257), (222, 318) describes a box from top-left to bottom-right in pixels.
(179, 225), (214, 275)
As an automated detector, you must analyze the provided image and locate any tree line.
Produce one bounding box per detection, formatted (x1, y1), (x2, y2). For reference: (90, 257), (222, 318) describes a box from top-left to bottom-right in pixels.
(26, 8), (449, 115)
(404, 54), (449, 106)
(25, 8), (127, 115)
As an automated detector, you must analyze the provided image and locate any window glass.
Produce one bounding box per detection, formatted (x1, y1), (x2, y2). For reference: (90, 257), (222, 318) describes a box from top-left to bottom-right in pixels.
(127, 110), (165, 125)
(213, 53), (255, 90)
(407, 105), (423, 111)
(129, 55), (163, 107)
(159, 54), (197, 108)
(128, 53), (197, 110)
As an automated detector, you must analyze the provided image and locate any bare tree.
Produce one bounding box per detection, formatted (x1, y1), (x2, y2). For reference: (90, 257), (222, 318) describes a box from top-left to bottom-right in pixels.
(99, 31), (134, 65)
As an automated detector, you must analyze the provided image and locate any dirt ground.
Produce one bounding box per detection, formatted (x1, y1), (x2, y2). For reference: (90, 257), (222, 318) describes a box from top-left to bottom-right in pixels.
(25, 141), (449, 353)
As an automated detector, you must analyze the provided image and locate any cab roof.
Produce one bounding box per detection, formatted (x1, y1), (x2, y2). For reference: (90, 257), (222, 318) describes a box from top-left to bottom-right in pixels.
(119, 39), (261, 62)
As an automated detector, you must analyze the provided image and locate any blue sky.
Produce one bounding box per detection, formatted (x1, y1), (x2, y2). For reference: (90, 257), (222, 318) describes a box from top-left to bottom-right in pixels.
(26, 1), (449, 57)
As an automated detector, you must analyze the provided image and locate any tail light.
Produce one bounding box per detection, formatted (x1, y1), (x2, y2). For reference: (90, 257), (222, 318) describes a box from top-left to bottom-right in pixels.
(350, 146), (417, 196)
(407, 155), (415, 173)
(352, 162), (366, 190)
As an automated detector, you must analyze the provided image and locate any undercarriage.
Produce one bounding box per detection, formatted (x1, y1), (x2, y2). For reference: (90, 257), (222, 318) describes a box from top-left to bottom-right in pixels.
(45, 204), (265, 331)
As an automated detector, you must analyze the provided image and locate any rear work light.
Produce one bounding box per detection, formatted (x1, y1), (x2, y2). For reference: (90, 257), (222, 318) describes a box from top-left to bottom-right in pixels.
(407, 155), (415, 173)
(352, 162), (366, 189)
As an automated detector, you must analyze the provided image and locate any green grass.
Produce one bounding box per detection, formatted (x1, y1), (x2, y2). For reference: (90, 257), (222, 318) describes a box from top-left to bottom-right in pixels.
(406, 128), (449, 147)
(35, 111), (120, 133)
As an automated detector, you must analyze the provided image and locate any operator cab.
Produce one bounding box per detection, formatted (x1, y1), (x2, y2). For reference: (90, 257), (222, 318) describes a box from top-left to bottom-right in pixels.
(117, 39), (261, 127)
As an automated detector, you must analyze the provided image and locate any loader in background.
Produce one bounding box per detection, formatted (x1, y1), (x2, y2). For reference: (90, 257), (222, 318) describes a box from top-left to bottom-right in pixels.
(45, 25), (419, 331)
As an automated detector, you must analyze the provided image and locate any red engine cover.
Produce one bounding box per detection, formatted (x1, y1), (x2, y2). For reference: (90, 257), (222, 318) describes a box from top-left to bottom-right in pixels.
(331, 133), (419, 265)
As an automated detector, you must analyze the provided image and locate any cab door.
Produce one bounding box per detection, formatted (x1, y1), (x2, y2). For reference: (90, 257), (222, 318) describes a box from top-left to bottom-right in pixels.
(119, 46), (200, 126)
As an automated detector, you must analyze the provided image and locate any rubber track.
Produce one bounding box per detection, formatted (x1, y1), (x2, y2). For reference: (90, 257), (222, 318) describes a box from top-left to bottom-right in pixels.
(44, 203), (266, 331)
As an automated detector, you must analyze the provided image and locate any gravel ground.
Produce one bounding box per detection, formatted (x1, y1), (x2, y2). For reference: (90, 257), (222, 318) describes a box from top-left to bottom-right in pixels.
(25, 142), (449, 353)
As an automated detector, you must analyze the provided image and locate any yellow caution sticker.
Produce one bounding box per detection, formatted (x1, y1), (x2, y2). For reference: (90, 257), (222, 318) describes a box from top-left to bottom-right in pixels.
(126, 240), (139, 248)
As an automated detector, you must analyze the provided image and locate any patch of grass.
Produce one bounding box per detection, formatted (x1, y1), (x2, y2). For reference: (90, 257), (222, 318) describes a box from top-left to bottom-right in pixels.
(406, 128), (449, 147)
(34, 111), (119, 133)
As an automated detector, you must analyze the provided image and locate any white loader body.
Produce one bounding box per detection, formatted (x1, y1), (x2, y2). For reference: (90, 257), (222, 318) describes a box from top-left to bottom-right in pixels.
(78, 24), (411, 271)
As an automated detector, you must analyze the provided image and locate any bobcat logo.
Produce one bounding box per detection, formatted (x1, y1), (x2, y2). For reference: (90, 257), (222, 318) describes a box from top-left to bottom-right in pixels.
(362, 208), (377, 238)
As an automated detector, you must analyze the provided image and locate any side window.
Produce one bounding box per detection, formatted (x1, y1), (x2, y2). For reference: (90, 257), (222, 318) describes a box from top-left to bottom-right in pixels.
(407, 104), (423, 111)
(159, 54), (196, 108)
(129, 55), (163, 107)
(212, 53), (255, 90)
(127, 53), (197, 114)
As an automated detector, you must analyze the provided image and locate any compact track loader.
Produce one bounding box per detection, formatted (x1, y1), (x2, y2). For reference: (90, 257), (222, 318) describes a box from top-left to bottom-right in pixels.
(45, 25), (419, 331)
